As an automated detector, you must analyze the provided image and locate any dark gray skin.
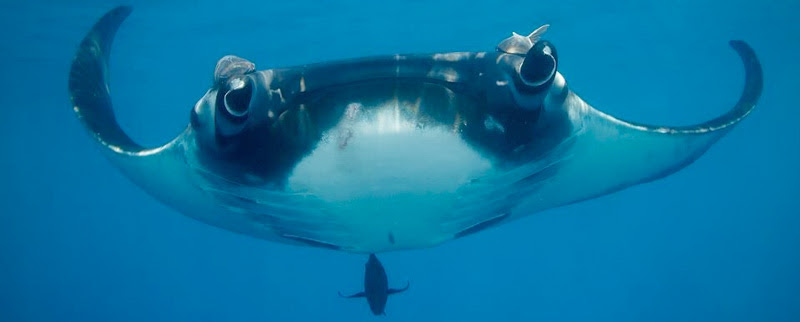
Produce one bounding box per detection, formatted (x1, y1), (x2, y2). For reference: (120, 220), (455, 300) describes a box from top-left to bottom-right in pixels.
(340, 254), (409, 315)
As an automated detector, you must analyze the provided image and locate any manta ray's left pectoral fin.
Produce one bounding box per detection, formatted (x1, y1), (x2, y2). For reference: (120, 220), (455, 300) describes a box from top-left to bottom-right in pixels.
(69, 6), (179, 158)
(69, 6), (197, 208)
(585, 40), (762, 183)
(388, 281), (410, 295)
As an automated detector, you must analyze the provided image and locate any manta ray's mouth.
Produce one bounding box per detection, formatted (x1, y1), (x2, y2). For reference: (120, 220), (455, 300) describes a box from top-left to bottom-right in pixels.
(285, 79), (479, 133)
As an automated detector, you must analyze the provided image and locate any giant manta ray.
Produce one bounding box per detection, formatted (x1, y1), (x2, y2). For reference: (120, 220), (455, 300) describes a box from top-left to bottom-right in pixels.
(69, 7), (762, 253)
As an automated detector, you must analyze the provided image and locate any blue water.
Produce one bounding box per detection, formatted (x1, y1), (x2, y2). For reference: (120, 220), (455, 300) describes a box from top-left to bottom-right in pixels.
(2, 0), (799, 321)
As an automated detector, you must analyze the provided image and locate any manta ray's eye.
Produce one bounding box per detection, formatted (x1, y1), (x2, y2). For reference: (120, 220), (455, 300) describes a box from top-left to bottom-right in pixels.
(223, 76), (253, 119)
(215, 75), (254, 138)
(519, 40), (558, 88)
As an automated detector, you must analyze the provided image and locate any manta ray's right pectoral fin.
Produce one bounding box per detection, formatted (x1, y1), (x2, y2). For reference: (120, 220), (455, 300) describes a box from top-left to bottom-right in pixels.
(338, 291), (366, 298)
(516, 40), (763, 213)
(388, 281), (410, 295)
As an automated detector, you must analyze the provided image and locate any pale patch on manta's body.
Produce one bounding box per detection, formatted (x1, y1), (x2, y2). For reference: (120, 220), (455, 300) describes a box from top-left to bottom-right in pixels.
(288, 103), (493, 201)
(284, 102), (495, 250)
(68, 6), (763, 253)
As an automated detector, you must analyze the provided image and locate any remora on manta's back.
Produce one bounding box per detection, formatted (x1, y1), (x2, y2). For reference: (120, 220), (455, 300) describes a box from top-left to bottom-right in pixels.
(69, 6), (763, 253)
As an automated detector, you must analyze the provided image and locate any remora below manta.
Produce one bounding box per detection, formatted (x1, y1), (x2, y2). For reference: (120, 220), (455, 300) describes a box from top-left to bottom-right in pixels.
(69, 7), (762, 253)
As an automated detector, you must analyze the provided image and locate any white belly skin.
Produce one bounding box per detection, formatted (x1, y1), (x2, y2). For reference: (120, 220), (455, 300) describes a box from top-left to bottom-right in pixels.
(116, 121), (499, 253)
(286, 106), (494, 251)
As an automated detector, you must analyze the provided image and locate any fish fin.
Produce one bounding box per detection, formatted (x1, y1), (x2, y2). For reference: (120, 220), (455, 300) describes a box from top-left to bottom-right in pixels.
(527, 24), (550, 43)
(388, 281), (410, 295)
(338, 291), (366, 298)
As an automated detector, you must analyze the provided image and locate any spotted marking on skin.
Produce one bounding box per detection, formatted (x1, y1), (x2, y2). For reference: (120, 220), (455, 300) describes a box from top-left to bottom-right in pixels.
(338, 130), (353, 149)
(484, 116), (505, 133)
(453, 112), (462, 133)
(427, 66), (460, 83)
(433, 52), (471, 62)
(277, 89), (286, 103)
(337, 103), (361, 150)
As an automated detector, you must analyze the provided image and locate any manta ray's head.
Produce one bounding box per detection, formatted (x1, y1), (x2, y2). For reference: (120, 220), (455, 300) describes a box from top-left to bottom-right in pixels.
(185, 24), (566, 186)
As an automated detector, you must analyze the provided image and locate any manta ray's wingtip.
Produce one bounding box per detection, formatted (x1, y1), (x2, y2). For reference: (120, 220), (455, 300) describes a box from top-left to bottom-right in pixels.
(728, 40), (758, 62)
(100, 6), (133, 27)
(728, 39), (763, 118)
(68, 4), (143, 153)
(112, 5), (133, 15)
(633, 39), (762, 134)
(727, 40), (760, 71)
(728, 40), (749, 50)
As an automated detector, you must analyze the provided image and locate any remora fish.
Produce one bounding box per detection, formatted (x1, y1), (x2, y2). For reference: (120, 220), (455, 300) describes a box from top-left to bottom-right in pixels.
(339, 254), (409, 315)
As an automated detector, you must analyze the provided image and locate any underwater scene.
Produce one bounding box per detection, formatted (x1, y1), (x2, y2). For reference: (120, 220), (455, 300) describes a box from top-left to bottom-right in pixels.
(1, 0), (799, 321)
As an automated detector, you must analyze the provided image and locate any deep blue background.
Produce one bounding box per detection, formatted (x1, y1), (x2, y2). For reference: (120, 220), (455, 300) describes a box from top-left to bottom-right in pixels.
(1, 0), (799, 321)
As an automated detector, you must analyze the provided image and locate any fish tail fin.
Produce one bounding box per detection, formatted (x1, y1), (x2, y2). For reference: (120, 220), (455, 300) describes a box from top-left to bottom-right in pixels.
(388, 281), (410, 295)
